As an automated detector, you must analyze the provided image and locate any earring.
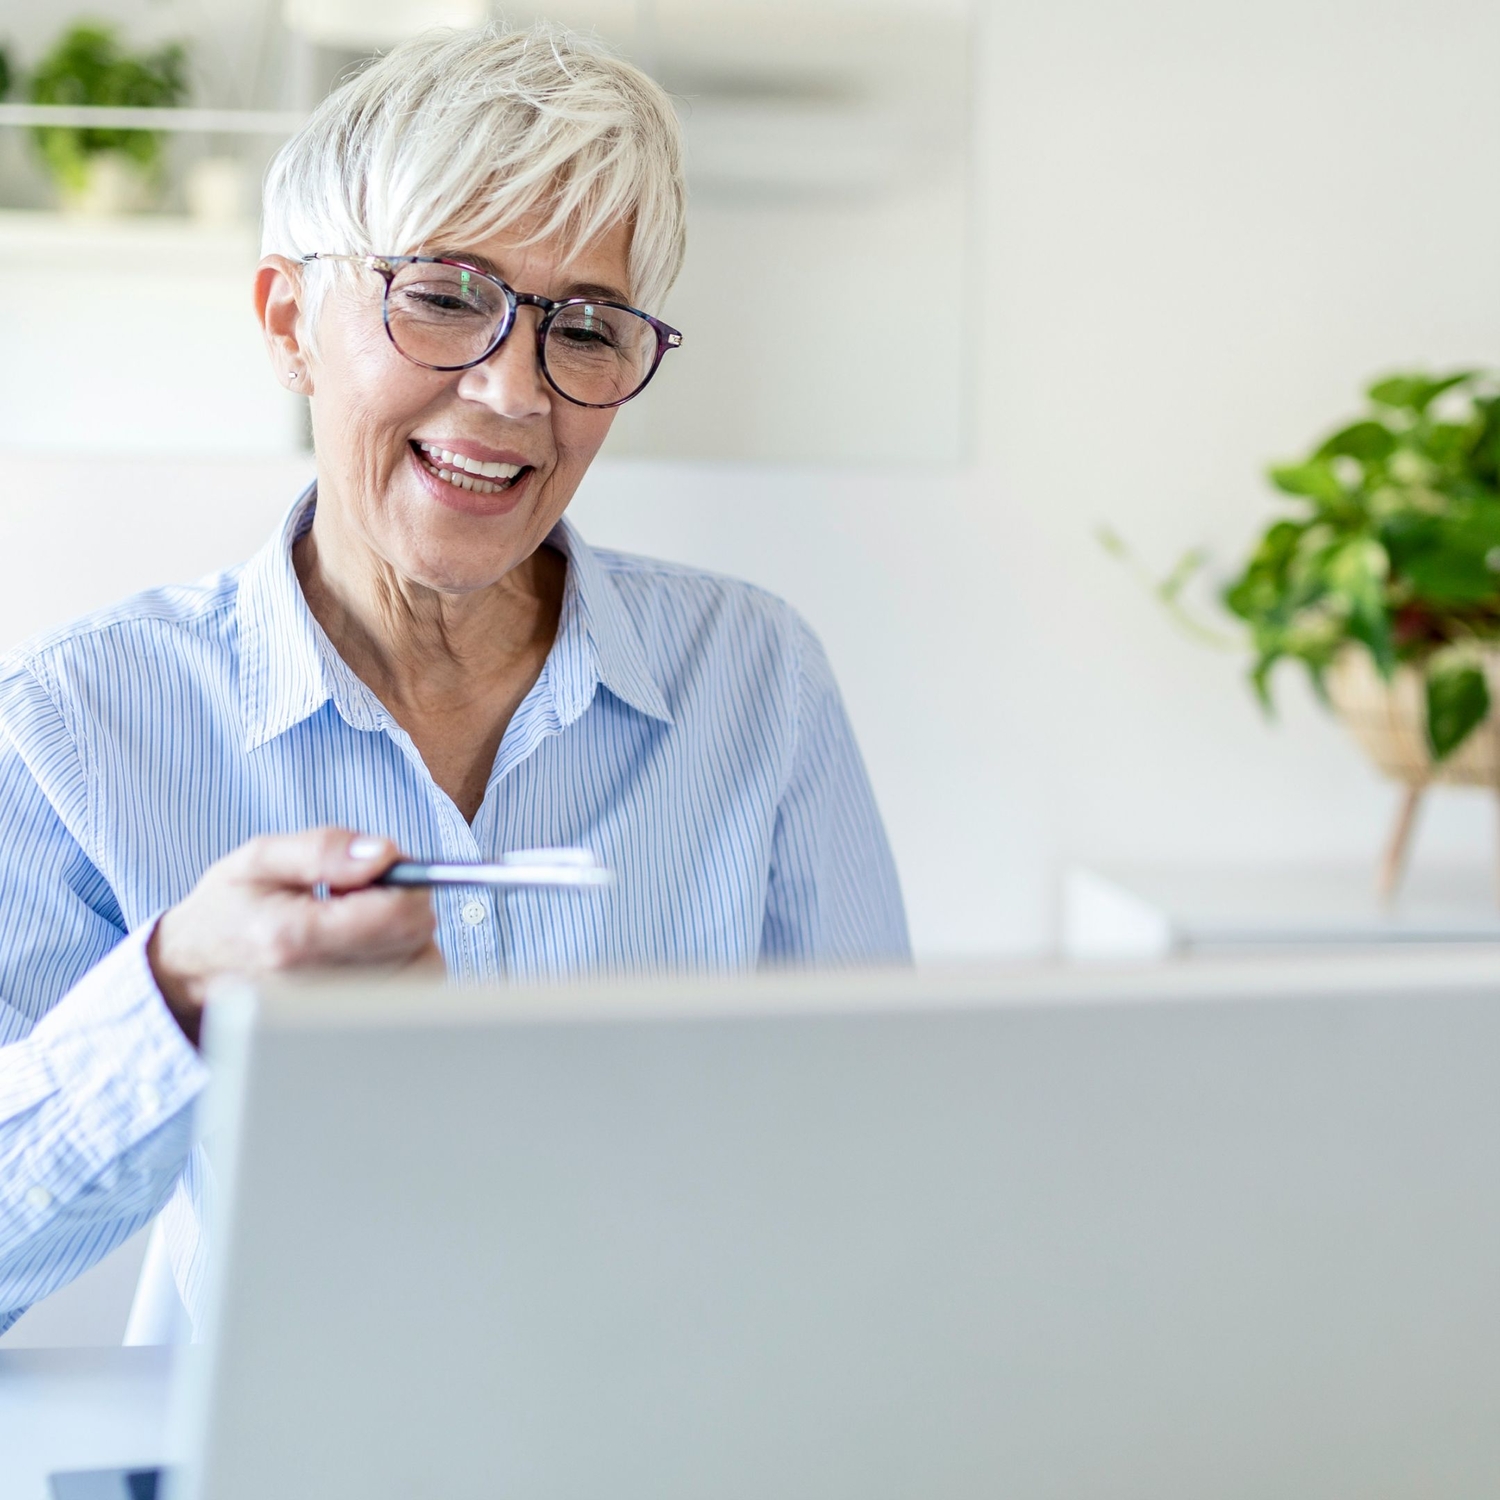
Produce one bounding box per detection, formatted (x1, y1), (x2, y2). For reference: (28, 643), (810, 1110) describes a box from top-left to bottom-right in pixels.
(288, 371), (299, 381)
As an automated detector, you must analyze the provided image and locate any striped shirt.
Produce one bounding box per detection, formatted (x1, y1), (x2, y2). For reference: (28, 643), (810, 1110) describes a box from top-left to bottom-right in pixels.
(0, 489), (907, 1336)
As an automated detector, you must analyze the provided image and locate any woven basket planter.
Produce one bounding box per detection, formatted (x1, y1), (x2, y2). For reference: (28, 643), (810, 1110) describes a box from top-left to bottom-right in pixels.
(1325, 647), (1500, 788)
(1325, 646), (1500, 898)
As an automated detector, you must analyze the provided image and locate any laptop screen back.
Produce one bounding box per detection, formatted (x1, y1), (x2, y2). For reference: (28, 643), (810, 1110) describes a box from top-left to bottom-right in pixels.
(169, 957), (1500, 1500)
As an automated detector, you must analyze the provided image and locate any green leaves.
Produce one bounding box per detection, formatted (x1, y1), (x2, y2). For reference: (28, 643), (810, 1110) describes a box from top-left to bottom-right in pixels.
(1217, 368), (1500, 760)
(1327, 535), (1394, 674)
(1368, 371), (1474, 414)
(1223, 519), (1304, 622)
(1268, 460), (1346, 506)
(1425, 659), (1490, 760)
(1383, 501), (1500, 607)
(27, 23), (189, 192)
(1469, 396), (1500, 484)
(1105, 368), (1500, 761)
(1316, 420), (1397, 464)
(1096, 527), (1236, 648)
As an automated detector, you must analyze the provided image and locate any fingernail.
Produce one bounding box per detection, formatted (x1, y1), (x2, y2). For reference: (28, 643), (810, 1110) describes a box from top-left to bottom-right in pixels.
(348, 836), (385, 860)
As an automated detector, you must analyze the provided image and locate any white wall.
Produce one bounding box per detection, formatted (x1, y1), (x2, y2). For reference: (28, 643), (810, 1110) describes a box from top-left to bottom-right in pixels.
(5, 0), (1500, 963)
(961, 0), (1500, 930)
(608, 171), (969, 464)
(576, 0), (1500, 951)
(0, 215), (302, 455)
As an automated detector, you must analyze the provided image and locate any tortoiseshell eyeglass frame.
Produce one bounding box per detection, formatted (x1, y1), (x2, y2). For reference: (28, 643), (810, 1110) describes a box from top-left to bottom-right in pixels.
(301, 252), (684, 409)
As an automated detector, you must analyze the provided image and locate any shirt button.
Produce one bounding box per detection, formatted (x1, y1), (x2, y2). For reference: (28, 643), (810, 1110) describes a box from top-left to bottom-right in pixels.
(137, 1084), (161, 1115)
(460, 900), (488, 928)
(25, 1185), (52, 1212)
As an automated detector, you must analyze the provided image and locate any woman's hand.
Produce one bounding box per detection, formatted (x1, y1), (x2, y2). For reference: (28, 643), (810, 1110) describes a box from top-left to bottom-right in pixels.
(148, 827), (441, 1045)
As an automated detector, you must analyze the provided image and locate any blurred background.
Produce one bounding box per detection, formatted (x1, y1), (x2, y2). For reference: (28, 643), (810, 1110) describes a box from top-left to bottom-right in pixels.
(0, 0), (1497, 968)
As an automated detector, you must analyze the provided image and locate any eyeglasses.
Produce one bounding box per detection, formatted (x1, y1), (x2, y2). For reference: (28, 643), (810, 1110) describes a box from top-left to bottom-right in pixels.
(302, 253), (684, 409)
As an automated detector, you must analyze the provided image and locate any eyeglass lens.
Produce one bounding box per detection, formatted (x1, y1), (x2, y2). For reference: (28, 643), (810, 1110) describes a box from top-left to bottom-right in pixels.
(384, 261), (659, 405)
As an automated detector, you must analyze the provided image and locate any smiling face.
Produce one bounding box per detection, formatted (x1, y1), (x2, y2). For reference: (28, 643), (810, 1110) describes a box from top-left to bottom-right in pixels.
(263, 217), (634, 597)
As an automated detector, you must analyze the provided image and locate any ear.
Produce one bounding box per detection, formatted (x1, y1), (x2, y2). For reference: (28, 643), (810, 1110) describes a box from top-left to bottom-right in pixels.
(254, 256), (313, 394)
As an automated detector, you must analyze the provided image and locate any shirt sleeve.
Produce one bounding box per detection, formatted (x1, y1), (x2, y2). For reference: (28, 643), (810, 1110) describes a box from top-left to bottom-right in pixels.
(759, 616), (911, 968)
(0, 659), (208, 1336)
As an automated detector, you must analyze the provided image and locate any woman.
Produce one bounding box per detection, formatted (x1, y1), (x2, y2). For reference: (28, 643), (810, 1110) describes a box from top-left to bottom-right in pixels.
(0, 24), (905, 1336)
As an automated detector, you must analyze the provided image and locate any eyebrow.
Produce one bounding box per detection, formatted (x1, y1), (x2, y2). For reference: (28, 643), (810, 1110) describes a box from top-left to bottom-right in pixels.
(565, 280), (635, 304)
(435, 252), (631, 305)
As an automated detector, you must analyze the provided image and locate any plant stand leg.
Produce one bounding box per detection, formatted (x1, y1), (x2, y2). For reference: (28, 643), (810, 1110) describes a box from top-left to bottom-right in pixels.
(1379, 784), (1423, 904)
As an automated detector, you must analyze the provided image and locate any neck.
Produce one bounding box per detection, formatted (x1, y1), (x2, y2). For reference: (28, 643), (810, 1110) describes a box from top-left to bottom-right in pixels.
(292, 502), (567, 718)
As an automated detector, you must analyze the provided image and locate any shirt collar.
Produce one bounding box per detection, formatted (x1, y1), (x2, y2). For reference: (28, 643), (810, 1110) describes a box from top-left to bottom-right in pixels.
(237, 485), (671, 753)
(543, 515), (673, 728)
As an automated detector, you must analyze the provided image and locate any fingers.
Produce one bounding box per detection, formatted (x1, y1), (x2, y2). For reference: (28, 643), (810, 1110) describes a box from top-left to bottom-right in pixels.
(391, 938), (447, 980)
(231, 827), (402, 893)
(293, 886), (437, 966)
(153, 833), (442, 1028)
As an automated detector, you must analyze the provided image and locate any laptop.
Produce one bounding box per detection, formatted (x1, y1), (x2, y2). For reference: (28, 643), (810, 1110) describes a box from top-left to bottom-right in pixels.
(54, 952), (1500, 1499)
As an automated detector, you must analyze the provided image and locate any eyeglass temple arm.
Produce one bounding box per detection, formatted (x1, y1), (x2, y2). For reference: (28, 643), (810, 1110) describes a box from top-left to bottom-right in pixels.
(301, 253), (392, 270)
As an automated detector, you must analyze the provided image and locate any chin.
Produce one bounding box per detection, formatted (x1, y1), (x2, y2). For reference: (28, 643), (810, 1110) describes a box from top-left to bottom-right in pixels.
(394, 540), (526, 595)
(387, 479), (554, 593)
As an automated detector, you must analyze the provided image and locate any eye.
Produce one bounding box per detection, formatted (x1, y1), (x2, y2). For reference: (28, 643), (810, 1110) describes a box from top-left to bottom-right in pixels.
(551, 305), (624, 350)
(401, 285), (492, 316)
(408, 289), (479, 313)
(389, 265), (505, 322)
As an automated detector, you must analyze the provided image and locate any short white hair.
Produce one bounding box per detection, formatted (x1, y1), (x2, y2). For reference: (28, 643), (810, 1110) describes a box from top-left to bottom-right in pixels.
(261, 21), (686, 328)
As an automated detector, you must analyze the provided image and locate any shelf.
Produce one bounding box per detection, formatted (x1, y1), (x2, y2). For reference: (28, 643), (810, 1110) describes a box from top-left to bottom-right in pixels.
(0, 104), (303, 135)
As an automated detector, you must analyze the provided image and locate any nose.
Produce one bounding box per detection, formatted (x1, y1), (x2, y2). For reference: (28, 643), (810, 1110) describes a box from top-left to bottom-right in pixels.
(454, 309), (551, 419)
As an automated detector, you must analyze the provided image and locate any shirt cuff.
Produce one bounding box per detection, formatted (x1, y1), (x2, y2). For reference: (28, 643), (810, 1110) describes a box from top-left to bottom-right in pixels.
(25, 918), (210, 1184)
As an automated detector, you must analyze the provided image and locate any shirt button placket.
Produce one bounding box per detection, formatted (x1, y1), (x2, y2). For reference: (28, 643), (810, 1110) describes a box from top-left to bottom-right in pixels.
(451, 888), (502, 981)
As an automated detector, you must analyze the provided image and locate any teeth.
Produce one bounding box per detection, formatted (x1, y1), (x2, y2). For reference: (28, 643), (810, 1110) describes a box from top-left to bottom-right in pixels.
(418, 441), (521, 480)
(418, 444), (522, 495)
(439, 468), (493, 494)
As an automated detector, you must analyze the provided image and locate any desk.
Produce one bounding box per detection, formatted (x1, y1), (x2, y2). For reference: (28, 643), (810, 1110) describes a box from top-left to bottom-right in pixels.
(1063, 862), (1500, 960)
(0, 1347), (173, 1500)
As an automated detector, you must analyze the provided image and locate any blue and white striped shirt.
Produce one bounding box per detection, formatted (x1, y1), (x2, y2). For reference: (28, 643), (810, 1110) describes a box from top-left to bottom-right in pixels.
(0, 489), (907, 1335)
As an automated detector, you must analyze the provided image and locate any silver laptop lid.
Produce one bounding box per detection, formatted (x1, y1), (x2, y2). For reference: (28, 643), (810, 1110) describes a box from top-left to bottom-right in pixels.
(170, 954), (1500, 1500)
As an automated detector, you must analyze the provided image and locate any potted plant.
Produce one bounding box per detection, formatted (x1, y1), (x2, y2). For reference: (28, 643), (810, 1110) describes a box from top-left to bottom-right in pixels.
(1118, 369), (1500, 894)
(27, 23), (189, 215)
